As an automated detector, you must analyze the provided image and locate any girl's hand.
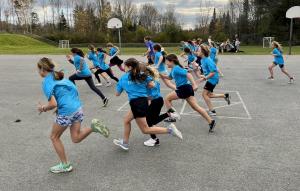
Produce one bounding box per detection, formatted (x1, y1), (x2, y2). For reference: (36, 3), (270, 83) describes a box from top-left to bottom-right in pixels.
(38, 102), (45, 114)
(66, 55), (71, 60)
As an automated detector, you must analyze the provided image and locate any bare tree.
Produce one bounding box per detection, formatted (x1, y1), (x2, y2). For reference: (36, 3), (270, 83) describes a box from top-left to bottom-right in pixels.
(139, 3), (159, 31)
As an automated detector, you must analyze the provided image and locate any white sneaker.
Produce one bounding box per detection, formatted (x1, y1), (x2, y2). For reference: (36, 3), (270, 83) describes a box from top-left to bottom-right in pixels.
(168, 123), (183, 140)
(169, 112), (181, 121)
(106, 82), (112, 87)
(144, 138), (159, 147)
(288, 77), (295, 84)
(208, 110), (217, 116)
(95, 83), (103, 87)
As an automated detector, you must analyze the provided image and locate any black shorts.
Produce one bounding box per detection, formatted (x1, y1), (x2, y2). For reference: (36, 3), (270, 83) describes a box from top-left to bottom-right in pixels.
(129, 97), (148, 119)
(110, 56), (123, 65)
(176, 84), (194, 99)
(273, 62), (284, 68)
(204, 81), (216, 92)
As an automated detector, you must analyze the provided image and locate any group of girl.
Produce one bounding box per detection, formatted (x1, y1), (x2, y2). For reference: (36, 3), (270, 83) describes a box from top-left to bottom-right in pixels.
(39, 37), (297, 174)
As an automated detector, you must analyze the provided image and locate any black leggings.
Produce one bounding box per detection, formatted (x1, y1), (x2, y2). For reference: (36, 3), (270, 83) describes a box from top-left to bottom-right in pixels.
(94, 68), (119, 83)
(69, 74), (106, 100)
(146, 97), (169, 139)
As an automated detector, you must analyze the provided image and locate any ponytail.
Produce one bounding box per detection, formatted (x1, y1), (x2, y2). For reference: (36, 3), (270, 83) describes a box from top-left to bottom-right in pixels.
(124, 58), (147, 82)
(37, 57), (64, 80)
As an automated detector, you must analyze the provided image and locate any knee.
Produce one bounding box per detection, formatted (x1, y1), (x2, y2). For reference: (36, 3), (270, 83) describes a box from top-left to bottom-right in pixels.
(50, 134), (59, 142)
(71, 137), (81, 143)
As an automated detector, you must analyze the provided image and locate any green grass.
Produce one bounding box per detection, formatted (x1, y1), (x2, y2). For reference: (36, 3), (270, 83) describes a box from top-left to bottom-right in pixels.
(0, 33), (299, 55)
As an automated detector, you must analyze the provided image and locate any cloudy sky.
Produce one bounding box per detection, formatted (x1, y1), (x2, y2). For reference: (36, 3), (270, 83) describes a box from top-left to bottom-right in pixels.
(123, 0), (229, 29)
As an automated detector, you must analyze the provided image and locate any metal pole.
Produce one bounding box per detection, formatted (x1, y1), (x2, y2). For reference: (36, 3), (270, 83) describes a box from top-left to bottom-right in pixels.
(118, 28), (121, 53)
(289, 18), (293, 55)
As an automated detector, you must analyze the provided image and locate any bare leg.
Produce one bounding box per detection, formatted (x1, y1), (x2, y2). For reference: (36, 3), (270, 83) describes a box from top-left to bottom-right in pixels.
(186, 96), (212, 124)
(70, 122), (92, 143)
(50, 123), (68, 163)
(202, 89), (214, 111)
(268, 63), (276, 78)
(135, 118), (169, 134)
(280, 67), (292, 78)
(123, 111), (134, 144)
(165, 91), (180, 109)
(209, 93), (225, 98)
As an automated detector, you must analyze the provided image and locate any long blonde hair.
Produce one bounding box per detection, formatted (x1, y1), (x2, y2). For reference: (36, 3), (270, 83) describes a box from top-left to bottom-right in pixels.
(272, 41), (283, 52)
(139, 62), (159, 81)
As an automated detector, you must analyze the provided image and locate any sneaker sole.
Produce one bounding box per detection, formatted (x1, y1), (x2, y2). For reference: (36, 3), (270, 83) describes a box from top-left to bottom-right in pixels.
(50, 166), (73, 174)
(113, 140), (129, 151)
(91, 119), (110, 138)
(143, 143), (160, 147)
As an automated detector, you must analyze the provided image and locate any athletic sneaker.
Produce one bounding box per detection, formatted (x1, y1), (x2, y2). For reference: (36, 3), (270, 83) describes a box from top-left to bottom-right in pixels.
(208, 110), (217, 116)
(113, 139), (129, 151)
(168, 123), (183, 140)
(288, 77), (295, 84)
(267, 76), (274, 80)
(103, 98), (109, 107)
(106, 82), (112, 87)
(164, 118), (176, 123)
(91, 119), (109, 138)
(224, 93), (231, 105)
(144, 138), (160, 147)
(49, 163), (73, 174)
(209, 120), (216, 133)
(169, 111), (181, 121)
(95, 83), (103, 87)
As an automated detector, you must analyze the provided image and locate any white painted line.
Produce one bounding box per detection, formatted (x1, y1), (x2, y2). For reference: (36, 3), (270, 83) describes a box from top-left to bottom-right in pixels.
(212, 102), (242, 109)
(117, 101), (129, 111)
(181, 113), (251, 120)
(180, 100), (187, 114)
(236, 91), (252, 119)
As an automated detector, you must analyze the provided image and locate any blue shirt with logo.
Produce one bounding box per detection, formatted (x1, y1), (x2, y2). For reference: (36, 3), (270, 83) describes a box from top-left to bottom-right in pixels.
(73, 55), (92, 77)
(201, 57), (219, 85)
(169, 65), (190, 88)
(116, 72), (153, 101)
(42, 73), (81, 116)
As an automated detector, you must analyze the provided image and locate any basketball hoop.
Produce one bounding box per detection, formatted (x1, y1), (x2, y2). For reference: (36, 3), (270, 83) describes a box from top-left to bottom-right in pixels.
(107, 18), (123, 51)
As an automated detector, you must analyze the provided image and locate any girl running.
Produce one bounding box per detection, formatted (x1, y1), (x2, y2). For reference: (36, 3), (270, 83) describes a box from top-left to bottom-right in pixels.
(209, 44), (224, 77)
(162, 54), (216, 133)
(268, 41), (294, 83)
(94, 47), (119, 86)
(144, 36), (155, 65)
(37, 57), (109, 173)
(183, 47), (202, 78)
(107, 43), (125, 72)
(113, 58), (183, 151)
(67, 48), (109, 107)
(199, 45), (230, 116)
(139, 64), (179, 147)
(153, 44), (176, 90)
(87, 45), (109, 87)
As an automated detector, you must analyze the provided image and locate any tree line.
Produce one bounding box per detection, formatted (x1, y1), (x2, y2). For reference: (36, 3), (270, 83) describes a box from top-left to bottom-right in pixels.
(0, 0), (299, 45)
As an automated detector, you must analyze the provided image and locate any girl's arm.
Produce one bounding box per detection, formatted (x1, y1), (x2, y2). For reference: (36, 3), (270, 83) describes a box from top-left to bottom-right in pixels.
(79, 58), (84, 71)
(160, 73), (172, 80)
(38, 96), (57, 113)
(187, 73), (198, 91)
(202, 72), (215, 81)
(147, 81), (155, 89)
(155, 56), (163, 69)
(111, 46), (120, 58)
(66, 55), (74, 64)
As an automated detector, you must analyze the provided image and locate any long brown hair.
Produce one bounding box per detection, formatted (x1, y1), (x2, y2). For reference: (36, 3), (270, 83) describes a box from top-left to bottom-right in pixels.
(165, 54), (184, 68)
(71, 47), (85, 57)
(124, 58), (147, 82)
(200, 44), (210, 57)
(37, 57), (64, 80)
(140, 63), (159, 81)
(272, 41), (283, 52)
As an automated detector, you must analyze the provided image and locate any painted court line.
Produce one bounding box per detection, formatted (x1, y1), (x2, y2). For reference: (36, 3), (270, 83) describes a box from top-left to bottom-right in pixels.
(236, 91), (252, 119)
(117, 101), (129, 111)
(181, 113), (251, 120)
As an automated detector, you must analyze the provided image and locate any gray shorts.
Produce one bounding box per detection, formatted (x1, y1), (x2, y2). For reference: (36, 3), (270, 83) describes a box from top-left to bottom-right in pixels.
(55, 109), (84, 127)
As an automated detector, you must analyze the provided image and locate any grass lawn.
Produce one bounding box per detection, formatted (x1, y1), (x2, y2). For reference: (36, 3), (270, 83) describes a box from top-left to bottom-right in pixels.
(0, 33), (299, 55)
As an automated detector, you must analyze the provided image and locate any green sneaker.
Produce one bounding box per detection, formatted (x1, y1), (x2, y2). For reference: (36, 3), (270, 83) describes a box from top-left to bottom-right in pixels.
(91, 119), (109, 138)
(49, 163), (73, 174)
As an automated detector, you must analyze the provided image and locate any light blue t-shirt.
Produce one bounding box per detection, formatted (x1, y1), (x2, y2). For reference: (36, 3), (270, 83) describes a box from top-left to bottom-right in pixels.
(42, 73), (81, 116)
(87, 51), (100, 68)
(97, 52), (110, 70)
(201, 57), (219, 85)
(210, 47), (217, 62)
(188, 44), (196, 52)
(169, 65), (190, 88)
(116, 73), (153, 101)
(273, 48), (284, 65)
(154, 51), (167, 73)
(73, 55), (92, 77)
(109, 47), (117, 56)
(147, 80), (161, 100)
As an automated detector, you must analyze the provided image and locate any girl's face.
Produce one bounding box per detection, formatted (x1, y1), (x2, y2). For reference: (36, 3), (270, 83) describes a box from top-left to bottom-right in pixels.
(154, 49), (158, 53)
(107, 46), (112, 50)
(166, 59), (174, 68)
(38, 67), (47, 78)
